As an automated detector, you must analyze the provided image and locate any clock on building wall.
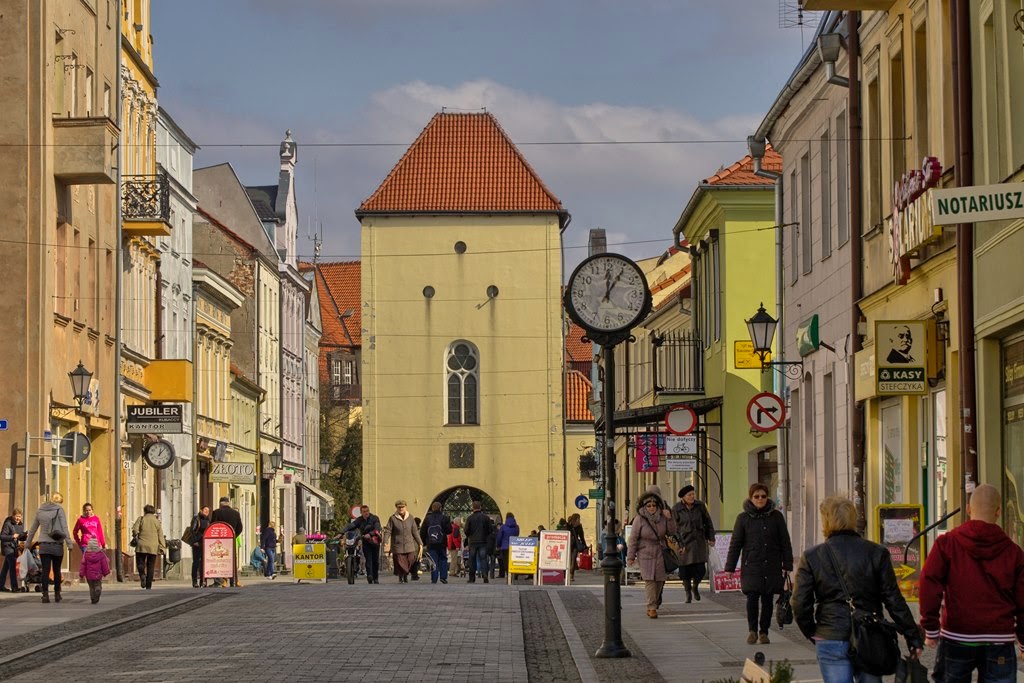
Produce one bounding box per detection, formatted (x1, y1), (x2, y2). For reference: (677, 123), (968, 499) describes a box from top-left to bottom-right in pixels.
(143, 439), (176, 469)
(564, 253), (652, 345)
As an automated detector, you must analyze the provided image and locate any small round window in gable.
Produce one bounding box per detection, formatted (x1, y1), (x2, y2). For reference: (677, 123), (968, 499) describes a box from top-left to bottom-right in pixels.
(454, 241), (467, 254)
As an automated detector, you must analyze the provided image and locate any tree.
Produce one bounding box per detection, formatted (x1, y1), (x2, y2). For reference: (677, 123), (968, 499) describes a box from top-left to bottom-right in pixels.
(321, 413), (362, 535)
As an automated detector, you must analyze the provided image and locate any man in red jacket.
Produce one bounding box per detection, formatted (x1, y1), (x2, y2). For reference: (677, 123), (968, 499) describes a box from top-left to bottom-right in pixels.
(919, 484), (1024, 682)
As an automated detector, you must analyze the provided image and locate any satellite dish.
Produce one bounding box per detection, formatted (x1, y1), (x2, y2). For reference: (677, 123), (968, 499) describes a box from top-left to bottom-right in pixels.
(214, 442), (227, 462)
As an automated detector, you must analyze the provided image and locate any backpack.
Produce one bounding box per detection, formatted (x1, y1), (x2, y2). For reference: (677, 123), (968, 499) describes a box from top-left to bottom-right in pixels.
(427, 523), (445, 545)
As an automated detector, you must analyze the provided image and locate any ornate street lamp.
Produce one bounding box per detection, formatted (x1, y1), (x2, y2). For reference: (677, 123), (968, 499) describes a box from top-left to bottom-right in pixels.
(320, 458), (330, 477)
(269, 448), (283, 471)
(68, 360), (92, 408)
(745, 303), (778, 364)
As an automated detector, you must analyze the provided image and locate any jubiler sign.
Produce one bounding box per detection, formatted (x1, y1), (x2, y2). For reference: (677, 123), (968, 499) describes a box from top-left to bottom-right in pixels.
(126, 404), (183, 433)
(930, 183), (1024, 225)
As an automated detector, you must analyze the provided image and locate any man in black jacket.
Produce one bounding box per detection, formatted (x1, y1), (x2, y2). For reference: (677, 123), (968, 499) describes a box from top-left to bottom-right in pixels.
(420, 502), (453, 584)
(189, 506), (210, 588)
(210, 496), (242, 587)
(348, 505), (382, 584)
(464, 501), (493, 583)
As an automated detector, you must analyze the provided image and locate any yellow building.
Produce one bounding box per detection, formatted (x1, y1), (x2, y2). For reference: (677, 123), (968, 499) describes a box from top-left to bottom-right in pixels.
(0, 1), (119, 566)
(357, 112), (569, 533)
(672, 151), (780, 521)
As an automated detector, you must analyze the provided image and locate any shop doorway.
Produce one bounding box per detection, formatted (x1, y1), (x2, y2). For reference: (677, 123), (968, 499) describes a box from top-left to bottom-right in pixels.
(923, 387), (949, 545)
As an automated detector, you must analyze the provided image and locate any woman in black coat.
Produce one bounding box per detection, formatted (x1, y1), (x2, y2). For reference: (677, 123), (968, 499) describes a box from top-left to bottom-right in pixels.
(724, 482), (793, 645)
(672, 485), (715, 603)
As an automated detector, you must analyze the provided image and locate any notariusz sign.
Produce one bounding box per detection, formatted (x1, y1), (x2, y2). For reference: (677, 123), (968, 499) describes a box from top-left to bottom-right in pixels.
(930, 183), (1024, 225)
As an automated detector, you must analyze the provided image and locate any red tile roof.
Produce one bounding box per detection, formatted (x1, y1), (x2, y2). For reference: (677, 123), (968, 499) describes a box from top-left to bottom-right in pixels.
(565, 321), (592, 363)
(650, 264), (692, 296)
(357, 112), (566, 215)
(565, 370), (595, 422)
(313, 261), (361, 349)
(703, 146), (782, 186)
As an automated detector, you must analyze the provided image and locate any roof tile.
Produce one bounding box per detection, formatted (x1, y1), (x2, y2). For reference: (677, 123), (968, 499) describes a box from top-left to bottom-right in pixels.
(311, 261), (361, 349)
(358, 112), (564, 214)
(704, 146), (782, 186)
(565, 370), (594, 422)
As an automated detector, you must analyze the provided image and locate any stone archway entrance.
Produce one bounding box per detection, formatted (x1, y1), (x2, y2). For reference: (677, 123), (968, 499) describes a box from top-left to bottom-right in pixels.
(432, 486), (500, 524)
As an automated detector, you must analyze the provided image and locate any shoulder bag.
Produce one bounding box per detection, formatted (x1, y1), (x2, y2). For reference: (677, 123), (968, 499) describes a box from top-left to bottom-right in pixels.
(775, 573), (794, 628)
(641, 515), (680, 574)
(49, 511), (66, 541)
(823, 543), (900, 676)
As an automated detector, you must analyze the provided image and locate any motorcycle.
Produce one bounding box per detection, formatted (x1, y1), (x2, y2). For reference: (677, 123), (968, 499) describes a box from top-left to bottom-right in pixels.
(343, 529), (362, 585)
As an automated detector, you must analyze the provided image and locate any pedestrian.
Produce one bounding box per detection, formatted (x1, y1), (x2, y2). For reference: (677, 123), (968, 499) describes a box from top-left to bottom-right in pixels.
(210, 496), (243, 587)
(249, 545), (267, 573)
(352, 505), (383, 584)
(556, 517), (568, 531)
(919, 484), (1024, 682)
(384, 500), (421, 583)
(725, 483), (794, 645)
(72, 502), (106, 559)
(78, 537), (110, 604)
(447, 518), (463, 577)
(27, 493), (75, 603)
(672, 485), (716, 603)
(791, 495), (923, 682)
(189, 506), (210, 588)
(132, 504), (165, 590)
(420, 502), (453, 584)
(260, 520), (278, 579)
(464, 500), (494, 583)
(566, 513), (587, 581)
(627, 489), (677, 618)
(494, 512), (519, 579)
(1, 508), (25, 592)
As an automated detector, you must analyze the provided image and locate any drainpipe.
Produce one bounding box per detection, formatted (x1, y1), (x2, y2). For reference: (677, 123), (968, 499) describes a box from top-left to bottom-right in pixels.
(846, 11), (867, 532)
(750, 143), (789, 514)
(113, 28), (125, 583)
(952, 0), (977, 497)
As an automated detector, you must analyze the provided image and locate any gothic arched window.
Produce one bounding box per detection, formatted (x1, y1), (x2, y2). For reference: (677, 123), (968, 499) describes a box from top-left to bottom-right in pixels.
(445, 341), (479, 425)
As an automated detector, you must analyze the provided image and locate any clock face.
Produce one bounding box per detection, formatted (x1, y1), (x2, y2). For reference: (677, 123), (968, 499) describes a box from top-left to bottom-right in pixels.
(143, 439), (175, 469)
(566, 254), (650, 333)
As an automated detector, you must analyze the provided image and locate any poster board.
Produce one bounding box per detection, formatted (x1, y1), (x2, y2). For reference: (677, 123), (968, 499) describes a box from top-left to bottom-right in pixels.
(538, 530), (571, 586)
(293, 542), (327, 583)
(875, 504), (924, 601)
(202, 522), (236, 581)
(508, 536), (538, 583)
(623, 524), (641, 585)
(710, 532), (741, 593)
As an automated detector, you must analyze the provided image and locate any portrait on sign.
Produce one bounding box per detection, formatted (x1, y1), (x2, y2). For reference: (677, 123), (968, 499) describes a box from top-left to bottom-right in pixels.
(875, 320), (930, 396)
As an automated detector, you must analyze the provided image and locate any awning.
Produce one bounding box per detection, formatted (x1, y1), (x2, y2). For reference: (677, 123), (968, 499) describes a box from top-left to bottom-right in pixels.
(297, 480), (333, 504)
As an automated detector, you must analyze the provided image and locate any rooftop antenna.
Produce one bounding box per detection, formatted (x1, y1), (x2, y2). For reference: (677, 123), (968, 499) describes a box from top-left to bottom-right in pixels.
(779, 1), (822, 49)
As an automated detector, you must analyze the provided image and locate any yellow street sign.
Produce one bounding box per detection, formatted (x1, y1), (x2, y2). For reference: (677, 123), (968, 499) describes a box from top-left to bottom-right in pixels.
(734, 341), (769, 369)
(292, 543), (327, 582)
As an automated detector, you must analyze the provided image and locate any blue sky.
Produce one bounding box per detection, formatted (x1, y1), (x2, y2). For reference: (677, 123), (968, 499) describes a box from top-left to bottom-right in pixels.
(151, 0), (821, 269)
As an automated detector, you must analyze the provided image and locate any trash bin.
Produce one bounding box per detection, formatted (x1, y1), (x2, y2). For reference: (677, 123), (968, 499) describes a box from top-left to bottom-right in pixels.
(326, 544), (339, 579)
(166, 539), (182, 564)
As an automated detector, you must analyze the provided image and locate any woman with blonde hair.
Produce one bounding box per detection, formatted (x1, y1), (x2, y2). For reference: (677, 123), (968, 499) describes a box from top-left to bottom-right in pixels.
(27, 492), (74, 603)
(791, 495), (922, 682)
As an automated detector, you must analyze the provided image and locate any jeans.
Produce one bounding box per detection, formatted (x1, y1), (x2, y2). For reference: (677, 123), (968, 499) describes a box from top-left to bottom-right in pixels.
(745, 591), (774, 634)
(0, 553), (18, 590)
(936, 639), (1017, 683)
(40, 552), (63, 594)
(191, 544), (203, 585)
(469, 545), (490, 579)
(363, 543), (380, 583)
(264, 548), (276, 576)
(427, 546), (448, 582)
(815, 639), (883, 683)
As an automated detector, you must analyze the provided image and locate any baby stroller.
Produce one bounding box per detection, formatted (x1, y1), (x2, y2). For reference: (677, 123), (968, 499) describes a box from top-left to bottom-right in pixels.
(19, 543), (44, 592)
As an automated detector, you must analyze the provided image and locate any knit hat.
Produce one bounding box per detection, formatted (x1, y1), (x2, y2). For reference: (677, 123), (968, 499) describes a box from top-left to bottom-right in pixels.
(86, 538), (100, 552)
(678, 485), (695, 499)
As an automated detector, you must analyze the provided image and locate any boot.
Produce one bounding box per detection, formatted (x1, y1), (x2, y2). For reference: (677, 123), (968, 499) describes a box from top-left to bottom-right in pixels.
(41, 591), (49, 604)
(693, 581), (701, 601)
(684, 579), (693, 603)
(54, 591), (62, 603)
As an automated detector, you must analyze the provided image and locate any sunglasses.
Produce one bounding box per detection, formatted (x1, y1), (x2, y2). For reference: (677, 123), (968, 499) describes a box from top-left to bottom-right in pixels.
(644, 502), (659, 508)
(752, 494), (768, 499)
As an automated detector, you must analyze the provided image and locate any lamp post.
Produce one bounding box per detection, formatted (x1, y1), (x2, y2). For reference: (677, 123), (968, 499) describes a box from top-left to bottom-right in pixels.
(745, 303), (803, 380)
(269, 448), (283, 471)
(320, 458), (330, 483)
(68, 360), (92, 408)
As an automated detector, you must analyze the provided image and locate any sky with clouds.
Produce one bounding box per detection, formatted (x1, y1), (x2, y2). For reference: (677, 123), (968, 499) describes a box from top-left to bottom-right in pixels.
(150, 0), (822, 270)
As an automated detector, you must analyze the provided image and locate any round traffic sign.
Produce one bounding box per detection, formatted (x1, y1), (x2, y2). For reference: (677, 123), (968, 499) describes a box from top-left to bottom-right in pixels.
(349, 505), (362, 519)
(574, 495), (589, 510)
(665, 404), (697, 435)
(746, 392), (786, 433)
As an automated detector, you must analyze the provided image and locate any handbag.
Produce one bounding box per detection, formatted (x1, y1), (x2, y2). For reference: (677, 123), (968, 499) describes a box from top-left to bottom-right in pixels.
(824, 544), (901, 676)
(641, 515), (680, 574)
(894, 654), (928, 683)
(775, 573), (794, 628)
(48, 511), (66, 541)
(181, 525), (196, 545)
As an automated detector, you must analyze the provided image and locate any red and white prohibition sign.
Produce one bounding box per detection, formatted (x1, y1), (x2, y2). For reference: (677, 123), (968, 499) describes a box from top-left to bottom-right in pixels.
(746, 392), (786, 433)
(664, 404), (698, 435)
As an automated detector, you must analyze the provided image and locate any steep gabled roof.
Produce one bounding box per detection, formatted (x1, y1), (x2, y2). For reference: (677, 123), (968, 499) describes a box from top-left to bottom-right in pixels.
(565, 321), (592, 364)
(703, 146), (782, 186)
(313, 261), (361, 349)
(246, 185), (280, 222)
(565, 370), (595, 422)
(356, 112), (567, 218)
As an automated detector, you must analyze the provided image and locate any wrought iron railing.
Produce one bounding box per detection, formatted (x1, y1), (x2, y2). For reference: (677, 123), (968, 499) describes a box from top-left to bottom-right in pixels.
(331, 383), (362, 402)
(652, 329), (704, 394)
(122, 173), (170, 222)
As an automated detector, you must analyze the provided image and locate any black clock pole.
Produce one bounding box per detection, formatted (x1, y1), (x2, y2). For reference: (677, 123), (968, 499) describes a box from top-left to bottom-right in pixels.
(595, 342), (630, 658)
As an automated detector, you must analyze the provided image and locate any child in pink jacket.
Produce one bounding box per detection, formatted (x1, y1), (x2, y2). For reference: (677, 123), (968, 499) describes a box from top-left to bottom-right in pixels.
(79, 538), (110, 603)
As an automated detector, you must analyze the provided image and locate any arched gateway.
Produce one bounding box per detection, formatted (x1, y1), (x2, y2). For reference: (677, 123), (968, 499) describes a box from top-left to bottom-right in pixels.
(431, 486), (501, 523)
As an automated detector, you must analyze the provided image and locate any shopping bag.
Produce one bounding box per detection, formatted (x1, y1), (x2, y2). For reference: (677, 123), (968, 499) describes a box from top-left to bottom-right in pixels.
(18, 548), (31, 580)
(707, 546), (723, 574)
(894, 654), (928, 683)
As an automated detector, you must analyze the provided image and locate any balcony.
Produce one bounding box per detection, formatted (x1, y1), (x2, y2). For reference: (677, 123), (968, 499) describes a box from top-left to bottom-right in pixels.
(800, 0), (894, 9)
(53, 117), (118, 185)
(122, 172), (171, 237)
(652, 330), (704, 395)
(331, 383), (361, 403)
